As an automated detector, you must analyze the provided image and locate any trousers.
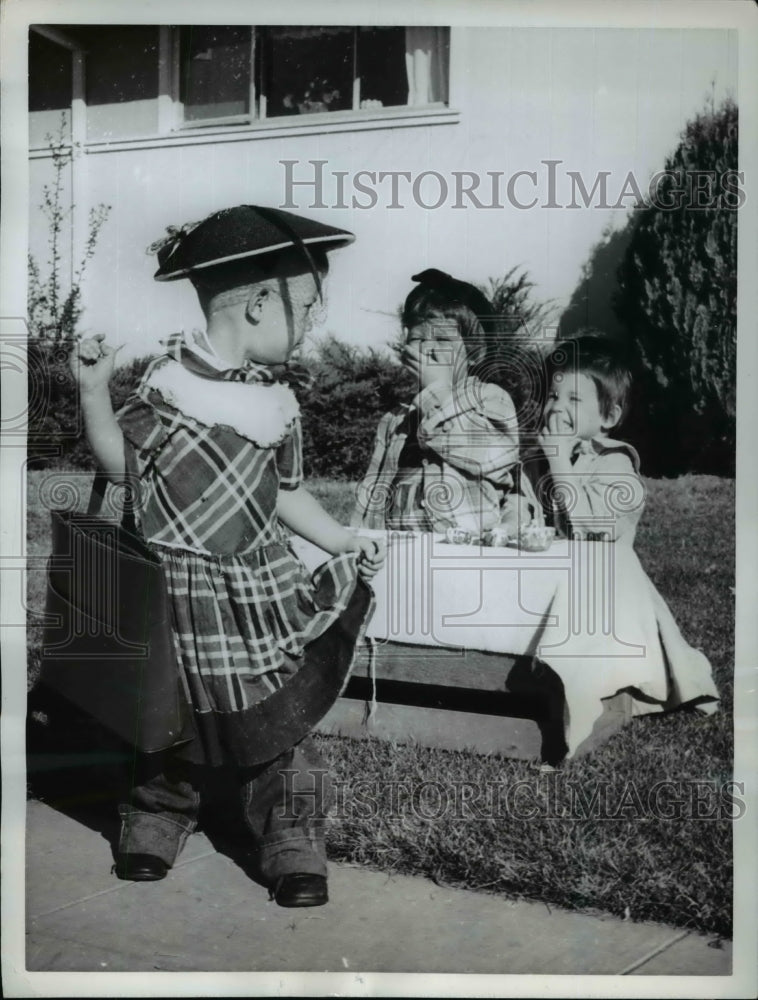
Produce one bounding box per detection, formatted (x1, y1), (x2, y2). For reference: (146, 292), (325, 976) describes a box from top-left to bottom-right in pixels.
(118, 736), (332, 885)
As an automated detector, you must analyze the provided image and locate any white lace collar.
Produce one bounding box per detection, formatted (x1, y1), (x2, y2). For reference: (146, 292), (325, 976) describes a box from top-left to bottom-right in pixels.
(144, 346), (301, 448)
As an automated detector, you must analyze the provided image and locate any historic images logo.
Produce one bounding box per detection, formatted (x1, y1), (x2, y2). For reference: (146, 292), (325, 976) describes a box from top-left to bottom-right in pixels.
(281, 159), (745, 212)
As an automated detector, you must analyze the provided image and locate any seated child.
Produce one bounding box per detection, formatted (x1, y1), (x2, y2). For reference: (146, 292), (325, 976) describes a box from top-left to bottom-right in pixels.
(530, 334), (719, 763)
(352, 268), (538, 535)
(536, 334), (645, 543)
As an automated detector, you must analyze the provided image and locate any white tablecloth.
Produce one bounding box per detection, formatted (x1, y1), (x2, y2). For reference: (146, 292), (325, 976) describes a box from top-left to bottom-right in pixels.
(291, 532), (719, 755)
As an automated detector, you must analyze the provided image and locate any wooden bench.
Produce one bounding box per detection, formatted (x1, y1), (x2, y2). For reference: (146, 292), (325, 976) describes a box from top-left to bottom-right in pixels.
(317, 640), (637, 762)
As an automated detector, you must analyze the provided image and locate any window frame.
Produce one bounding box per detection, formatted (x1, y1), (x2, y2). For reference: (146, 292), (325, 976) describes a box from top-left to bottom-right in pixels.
(28, 24), (459, 154)
(169, 25), (451, 132)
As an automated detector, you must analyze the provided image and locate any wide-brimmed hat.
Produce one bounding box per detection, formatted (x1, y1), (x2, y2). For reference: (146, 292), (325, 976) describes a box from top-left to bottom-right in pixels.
(149, 205), (355, 282)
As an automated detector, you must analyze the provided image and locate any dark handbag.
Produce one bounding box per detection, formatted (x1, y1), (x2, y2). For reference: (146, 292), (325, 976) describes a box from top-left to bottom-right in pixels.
(40, 472), (194, 753)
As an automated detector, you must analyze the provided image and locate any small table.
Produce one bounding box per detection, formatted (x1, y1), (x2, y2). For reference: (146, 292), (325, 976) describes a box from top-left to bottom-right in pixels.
(292, 532), (719, 760)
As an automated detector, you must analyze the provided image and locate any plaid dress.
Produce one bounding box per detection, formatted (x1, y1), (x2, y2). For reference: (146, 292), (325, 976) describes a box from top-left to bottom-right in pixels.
(351, 377), (527, 533)
(118, 334), (371, 766)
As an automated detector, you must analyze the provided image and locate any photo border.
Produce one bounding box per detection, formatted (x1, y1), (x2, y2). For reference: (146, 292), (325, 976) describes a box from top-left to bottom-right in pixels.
(2, 1), (756, 996)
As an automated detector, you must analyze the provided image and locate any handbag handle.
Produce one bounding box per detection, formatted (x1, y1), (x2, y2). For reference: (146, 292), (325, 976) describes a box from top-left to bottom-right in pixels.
(86, 471), (139, 535)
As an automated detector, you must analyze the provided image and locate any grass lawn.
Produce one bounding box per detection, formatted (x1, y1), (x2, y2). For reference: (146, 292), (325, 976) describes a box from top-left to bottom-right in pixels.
(26, 471), (735, 938)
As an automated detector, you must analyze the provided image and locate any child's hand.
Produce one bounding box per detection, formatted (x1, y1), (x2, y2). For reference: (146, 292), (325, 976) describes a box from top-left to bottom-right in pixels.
(402, 341), (456, 391)
(70, 334), (121, 395)
(348, 535), (386, 580)
(500, 493), (535, 534)
(538, 413), (579, 467)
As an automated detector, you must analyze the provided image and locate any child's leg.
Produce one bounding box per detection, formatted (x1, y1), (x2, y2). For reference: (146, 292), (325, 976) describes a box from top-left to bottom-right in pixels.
(117, 753), (200, 873)
(240, 736), (332, 886)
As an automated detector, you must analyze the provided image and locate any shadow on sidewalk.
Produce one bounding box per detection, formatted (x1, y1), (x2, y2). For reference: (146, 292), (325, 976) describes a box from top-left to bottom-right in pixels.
(27, 684), (129, 852)
(26, 684), (267, 887)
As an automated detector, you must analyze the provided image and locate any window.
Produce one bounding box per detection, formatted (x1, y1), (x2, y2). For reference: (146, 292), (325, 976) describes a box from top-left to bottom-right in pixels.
(28, 24), (455, 149)
(85, 27), (161, 139)
(175, 25), (450, 127)
(179, 26), (253, 123)
(28, 29), (73, 146)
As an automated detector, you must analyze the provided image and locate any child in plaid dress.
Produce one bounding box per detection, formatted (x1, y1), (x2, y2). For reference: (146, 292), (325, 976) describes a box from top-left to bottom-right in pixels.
(352, 268), (538, 535)
(72, 206), (384, 908)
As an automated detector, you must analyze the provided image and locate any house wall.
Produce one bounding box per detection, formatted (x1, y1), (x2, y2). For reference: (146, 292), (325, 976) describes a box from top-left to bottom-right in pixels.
(28, 26), (738, 361)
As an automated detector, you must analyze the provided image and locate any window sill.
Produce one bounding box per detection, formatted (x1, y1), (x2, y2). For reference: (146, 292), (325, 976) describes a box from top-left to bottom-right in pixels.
(29, 106), (460, 157)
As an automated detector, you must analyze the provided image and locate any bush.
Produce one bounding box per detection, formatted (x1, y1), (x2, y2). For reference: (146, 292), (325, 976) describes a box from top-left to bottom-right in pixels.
(615, 96), (737, 476)
(299, 336), (415, 480)
(558, 223), (635, 344)
(556, 97), (738, 477)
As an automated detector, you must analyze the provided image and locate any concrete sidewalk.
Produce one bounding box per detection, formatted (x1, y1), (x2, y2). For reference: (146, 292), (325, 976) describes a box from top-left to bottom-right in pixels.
(24, 798), (730, 976)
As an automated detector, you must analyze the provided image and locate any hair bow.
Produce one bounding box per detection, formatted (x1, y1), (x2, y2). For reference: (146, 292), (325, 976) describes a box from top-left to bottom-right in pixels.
(411, 268), (495, 320)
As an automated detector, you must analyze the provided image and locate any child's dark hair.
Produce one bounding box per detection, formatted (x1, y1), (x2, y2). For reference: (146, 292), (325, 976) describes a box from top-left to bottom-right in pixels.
(546, 332), (632, 425)
(402, 268), (496, 374)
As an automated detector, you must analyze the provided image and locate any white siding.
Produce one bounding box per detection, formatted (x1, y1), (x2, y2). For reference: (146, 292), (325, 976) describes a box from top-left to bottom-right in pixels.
(28, 26), (738, 361)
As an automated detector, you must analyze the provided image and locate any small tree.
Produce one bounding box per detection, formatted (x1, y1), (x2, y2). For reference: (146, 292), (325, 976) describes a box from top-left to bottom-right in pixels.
(482, 266), (556, 340)
(481, 268), (557, 434)
(28, 124), (111, 343)
(27, 123), (113, 467)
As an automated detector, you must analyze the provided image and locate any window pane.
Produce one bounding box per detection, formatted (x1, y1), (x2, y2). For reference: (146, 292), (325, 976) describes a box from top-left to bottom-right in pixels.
(181, 26), (250, 121)
(262, 26), (353, 117)
(29, 30), (73, 146)
(83, 27), (160, 105)
(404, 27), (450, 106)
(82, 26), (161, 139)
(357, 27), (407, 109)
(29, 30), (73, 112)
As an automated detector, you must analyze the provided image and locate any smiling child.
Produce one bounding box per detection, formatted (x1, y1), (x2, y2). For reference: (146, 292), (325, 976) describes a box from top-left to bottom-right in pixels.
(538, 334), (643, 543)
